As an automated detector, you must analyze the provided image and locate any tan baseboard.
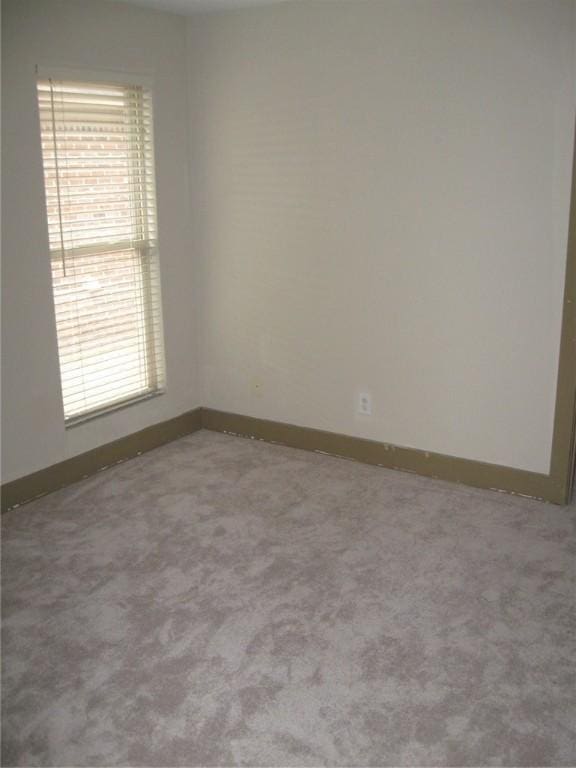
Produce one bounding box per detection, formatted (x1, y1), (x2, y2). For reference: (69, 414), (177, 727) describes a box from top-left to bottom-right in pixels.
(1, 408), (202, 513)
(1, 405), (567, 511)
(201, 408), (565, 504)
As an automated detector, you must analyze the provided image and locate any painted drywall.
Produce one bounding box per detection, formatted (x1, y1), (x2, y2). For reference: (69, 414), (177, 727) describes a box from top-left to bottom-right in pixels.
(2, 0), (574, 485)
(187, 0), (575, 473)
(1, 0), (201, 483)
(114, 0), (294, 14)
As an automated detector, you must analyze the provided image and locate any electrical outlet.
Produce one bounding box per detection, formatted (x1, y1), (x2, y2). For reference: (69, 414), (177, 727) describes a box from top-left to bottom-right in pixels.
(358, 392), (372, 416)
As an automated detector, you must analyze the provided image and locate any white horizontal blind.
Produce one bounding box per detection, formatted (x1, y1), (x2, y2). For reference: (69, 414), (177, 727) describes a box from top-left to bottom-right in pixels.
(37, 78), (165, 423)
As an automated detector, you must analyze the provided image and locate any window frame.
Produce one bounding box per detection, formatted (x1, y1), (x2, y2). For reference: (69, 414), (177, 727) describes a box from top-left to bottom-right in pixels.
(36, 65), (167, 428)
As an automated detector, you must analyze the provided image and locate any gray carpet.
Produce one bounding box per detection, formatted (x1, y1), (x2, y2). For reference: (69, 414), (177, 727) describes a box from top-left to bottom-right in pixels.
(2, 430), (576, 767)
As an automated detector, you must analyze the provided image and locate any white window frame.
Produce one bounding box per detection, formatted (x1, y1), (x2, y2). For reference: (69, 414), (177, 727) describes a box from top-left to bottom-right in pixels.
(36, 65), (167, 427)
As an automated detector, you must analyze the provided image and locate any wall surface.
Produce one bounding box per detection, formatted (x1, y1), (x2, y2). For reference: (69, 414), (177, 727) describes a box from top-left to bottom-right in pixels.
(187, 0), (575, 473)
(2, 0), (574, 484)
(1, 0), (200, 482)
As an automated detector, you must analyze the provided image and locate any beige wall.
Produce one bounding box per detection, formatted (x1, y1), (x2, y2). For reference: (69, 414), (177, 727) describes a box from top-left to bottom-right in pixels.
(1, 0), (201, 482)
(187, 0), (575, 473)
(2, 0), (574, 484)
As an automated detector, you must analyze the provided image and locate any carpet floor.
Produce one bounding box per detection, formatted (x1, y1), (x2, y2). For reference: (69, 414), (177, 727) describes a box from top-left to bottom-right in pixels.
(2, 430), (575, 767)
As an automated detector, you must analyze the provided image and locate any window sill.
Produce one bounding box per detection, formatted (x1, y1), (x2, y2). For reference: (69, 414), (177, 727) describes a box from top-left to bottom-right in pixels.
(64, 389), (165, 429)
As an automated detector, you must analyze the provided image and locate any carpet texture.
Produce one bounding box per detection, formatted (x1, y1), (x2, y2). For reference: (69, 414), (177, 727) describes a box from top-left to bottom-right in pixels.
(2, 430), (575, 767)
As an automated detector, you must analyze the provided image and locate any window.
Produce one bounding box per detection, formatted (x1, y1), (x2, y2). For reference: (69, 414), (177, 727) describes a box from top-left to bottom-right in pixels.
(37, 77), (165, 425)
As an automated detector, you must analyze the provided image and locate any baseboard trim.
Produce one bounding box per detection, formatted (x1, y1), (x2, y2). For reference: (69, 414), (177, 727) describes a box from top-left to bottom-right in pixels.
(2, 405), (566, 511)
(201, 408), (565, 504)
(1, 408), (202, 513)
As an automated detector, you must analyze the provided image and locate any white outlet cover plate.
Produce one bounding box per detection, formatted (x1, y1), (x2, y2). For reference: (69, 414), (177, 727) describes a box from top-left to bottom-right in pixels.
(358, 392), (372, 416)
